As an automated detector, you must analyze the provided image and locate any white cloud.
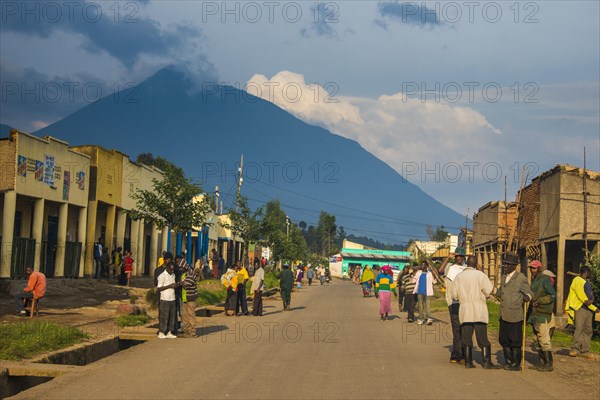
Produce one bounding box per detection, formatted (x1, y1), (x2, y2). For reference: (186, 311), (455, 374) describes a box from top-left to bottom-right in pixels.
(247, 70), (504, 173)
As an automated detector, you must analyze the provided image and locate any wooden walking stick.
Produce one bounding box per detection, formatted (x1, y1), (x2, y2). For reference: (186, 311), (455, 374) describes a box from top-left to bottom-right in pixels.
(521, 301), (528, 373)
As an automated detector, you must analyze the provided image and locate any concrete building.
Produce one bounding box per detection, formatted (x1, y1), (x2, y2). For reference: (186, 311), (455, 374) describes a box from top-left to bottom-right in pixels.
(472, 201), (518, 285)
(517, 164), (600, 311)
(406, 240), (444, 257)
(1, 131), (90, 278)
(69, 145), (165, 277)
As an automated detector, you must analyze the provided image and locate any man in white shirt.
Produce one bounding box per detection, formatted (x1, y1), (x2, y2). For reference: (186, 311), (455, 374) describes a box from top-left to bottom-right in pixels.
(439, 248), (467, 364)
(251, 263), (265, 316)
(157, 262), (180, 339)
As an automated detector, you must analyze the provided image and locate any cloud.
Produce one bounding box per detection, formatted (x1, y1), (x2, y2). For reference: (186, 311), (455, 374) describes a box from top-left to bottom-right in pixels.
(246, 71), (503, 171)
(0, 0), (204, 69)
(300, 2), (339, 38)
(376, 1), (442, 29)
(0, 59), (127, 132)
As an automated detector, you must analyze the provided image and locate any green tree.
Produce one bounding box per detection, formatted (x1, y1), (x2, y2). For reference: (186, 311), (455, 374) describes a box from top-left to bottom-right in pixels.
(317, 211), (337, 256)
(128, 161), (211, 235)
(221, 193), (263, 265)
(432, 225), (449, 242)
(260, 200), (287, 262)
(283, 224), (308, 262)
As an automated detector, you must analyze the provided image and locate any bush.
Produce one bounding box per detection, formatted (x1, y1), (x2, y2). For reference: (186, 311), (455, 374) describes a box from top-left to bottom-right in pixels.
(116, 314), (151, 328)
(264, 270), (280, 289)
(145, 288), (159, 310)
(0, 321), (88, 360)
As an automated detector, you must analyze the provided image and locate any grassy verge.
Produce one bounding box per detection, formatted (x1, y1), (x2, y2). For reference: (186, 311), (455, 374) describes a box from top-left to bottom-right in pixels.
(116, 314), (152, 328)
(0, 321), (88, 361)
(196, 280), (227, 306)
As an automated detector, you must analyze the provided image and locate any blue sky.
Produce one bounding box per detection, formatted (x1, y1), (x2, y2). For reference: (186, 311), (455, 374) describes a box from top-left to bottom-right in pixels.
(1, 0), (599, 216)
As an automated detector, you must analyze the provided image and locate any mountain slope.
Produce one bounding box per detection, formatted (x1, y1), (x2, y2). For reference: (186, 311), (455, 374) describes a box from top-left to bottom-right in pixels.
(35, 67), (465, 242)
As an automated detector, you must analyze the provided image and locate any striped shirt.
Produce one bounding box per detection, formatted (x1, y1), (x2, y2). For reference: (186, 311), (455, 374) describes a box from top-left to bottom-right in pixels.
(375, 273), (397, 294)
(403, 273), (416, 294)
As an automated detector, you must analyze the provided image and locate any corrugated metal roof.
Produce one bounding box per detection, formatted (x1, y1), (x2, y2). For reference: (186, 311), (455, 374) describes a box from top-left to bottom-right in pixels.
(340, 252), (410, 261)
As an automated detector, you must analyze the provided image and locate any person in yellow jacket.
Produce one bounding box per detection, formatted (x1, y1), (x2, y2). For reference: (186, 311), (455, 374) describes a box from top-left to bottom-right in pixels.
(565, 266), (599, 358)
(221, 267), (238, 317)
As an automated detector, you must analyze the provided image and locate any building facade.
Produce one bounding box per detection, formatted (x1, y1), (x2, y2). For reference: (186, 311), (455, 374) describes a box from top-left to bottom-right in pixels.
(1, 131), (90, 278)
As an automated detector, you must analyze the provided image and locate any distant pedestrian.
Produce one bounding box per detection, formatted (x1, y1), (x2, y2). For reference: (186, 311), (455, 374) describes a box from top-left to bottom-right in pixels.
(402, 266), (417, 322)
(439, 249), (467, 364)
(307, 266), (314, 286)
(112, 247), (123, 278)
(396, 266), (408, 312)
(452, 256), (498, 369)
(236, 264), (250, 315)
(566, 265), (599, 359)
(14, 266), (46, 315)
(121, 250), (134, 287)
(221, 267), (238, 316)
(318, 265), (326, 285)
(219, 255), (225, 276)
(157, 262), (180, 339)
(280, 264), (295, 310)
(360, 265), (375, 297)
(352, 266), (361, 285)
(251, 262), (265, 316)
(180, 264), (200, 338)
(100, 247), (110, 279)
(295, 266), (303, 289)
(94, 239), (103, 279)
(527, 260), (556, 371)
(211, 249), (219, 278)
(374, 265), (397, 321)
(413, 261), (436, 325)
(496, 252), (533, 371)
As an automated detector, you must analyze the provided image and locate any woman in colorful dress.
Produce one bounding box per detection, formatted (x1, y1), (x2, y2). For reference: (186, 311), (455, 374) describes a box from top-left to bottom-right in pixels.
(360, 265), (375, 297)
(375, 265), (398, 321)
(221, 267), (238, 316)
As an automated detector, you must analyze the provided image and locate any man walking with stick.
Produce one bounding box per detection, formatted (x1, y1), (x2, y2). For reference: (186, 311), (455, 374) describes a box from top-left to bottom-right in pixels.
(496, 253), (533, 371)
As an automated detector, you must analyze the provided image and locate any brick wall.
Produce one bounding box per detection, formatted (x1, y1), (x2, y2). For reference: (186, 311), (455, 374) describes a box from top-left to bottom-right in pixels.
(518, 179), (540, 247)
(0, 137), (16, 191)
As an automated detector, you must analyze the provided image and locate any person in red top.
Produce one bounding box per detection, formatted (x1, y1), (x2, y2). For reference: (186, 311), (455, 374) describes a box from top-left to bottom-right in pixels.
(14, 266), (46, 315)
(121, 251), (134, 286)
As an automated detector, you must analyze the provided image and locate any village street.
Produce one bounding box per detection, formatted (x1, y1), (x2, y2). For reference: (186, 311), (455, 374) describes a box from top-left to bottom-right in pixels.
(9, 280), (599, 400)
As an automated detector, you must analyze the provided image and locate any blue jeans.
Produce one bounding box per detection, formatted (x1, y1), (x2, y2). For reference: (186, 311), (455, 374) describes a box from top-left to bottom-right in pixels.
(417, 294), (431, 320)
(14, 292), (33, 312)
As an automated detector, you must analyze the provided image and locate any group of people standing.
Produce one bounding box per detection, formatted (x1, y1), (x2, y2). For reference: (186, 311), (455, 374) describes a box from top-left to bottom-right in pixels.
(154, 252), (201, 339)
(221, 262), (265, 317)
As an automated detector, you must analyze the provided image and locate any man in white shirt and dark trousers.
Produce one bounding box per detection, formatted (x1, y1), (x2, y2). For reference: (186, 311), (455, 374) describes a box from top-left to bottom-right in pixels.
(157, 262), (181, 339)
(438, 248), (467, 364)
(452, 256), (499, 369)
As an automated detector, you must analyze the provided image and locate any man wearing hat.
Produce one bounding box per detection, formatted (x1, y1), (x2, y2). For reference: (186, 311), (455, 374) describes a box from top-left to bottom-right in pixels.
(496, 252), (534, 371)
(527, 260), (556, 371)
(438, 247), (467, 364)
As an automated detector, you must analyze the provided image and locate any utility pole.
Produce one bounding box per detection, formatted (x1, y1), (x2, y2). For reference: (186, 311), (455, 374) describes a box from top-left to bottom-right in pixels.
(215, 186), (219, 215)
(583, 147), (589, 264)
(234, 154), (244, 265)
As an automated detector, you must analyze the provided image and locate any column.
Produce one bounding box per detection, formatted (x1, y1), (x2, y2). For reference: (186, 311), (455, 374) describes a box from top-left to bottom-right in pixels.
(116, 209), (127, 251)
(540, 242), (547, 270)
(84, 200), (98, 276)
(105, 204), (116, 251)
(130, 219), (140, 275)
(161, 227), (169, 255)
(166, 227), (172, 253)
(136, 219), (145, 275)
(150, 223), (159, 272)
(196, 230), (202, 259)
(176, 232), (182, 256)
(556, 237), (566, 314)
(32, 198), (44, 270)
(77, 206), (87, 277)
(186, 231), (192, 264)
(54, 202), (68, 277)
(0, 190), (17, 278)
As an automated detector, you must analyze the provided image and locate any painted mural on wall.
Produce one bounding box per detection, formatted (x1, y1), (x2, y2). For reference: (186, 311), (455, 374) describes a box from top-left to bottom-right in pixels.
(63, 170), (70, 201)
(43, 154), (55, 186)
(17, 155), (27, 177)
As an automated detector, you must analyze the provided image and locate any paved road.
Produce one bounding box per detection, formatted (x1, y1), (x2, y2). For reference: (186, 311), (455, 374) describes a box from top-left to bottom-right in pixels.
(10, 280), (598, 399)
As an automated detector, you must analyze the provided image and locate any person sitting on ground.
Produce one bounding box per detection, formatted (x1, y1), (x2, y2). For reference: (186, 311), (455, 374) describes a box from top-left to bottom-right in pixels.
(14, 266), (46, 316)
